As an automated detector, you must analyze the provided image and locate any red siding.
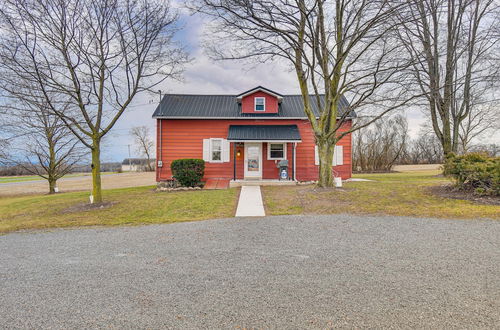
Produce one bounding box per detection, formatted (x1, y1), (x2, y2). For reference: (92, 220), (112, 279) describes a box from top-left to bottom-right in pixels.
(241, 91), (279, 114)
(156, 119), (352, 182)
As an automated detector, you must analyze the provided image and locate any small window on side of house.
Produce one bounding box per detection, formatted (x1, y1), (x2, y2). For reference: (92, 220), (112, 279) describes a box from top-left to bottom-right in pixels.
(268, 143), (286, 160)
(255, 97), (265, 111)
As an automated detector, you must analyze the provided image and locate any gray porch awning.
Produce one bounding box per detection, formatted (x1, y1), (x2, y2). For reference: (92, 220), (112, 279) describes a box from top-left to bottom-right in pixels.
(227, 125), (301, 142)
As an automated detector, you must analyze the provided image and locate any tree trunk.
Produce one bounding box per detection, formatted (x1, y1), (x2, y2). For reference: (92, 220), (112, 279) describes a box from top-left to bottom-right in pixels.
(317, 140), (335, 188)
(91, 138), (103, 203)
(48, 177), (57, 194)
(47, 138), (57, 194)
(146, 154), (153, 172)
(441, 125), (453, 158)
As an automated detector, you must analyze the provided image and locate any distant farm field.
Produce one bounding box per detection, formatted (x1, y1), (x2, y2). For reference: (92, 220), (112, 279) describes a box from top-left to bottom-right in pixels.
(0, 172), (155, 196)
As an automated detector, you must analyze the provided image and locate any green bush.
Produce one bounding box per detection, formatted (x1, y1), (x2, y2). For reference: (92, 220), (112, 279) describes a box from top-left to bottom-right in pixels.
(171, 159), (205, 187)
(443, 152), (500, 196)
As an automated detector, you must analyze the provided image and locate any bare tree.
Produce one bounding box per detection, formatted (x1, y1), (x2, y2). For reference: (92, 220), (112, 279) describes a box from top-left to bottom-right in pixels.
(0, 86), (82, 193)
(0, 0), (188, 202)
(412, 132), (444, 164)
(191, 0), (416, 187)
(398, 0), (500, 158)
(0, 139), (9, 164)
(468, 143), (499, 157)
(130, 126), (154, 171)
(458, 102), (499, 153)
(398, 129), (444, 165)
(353, 115), (408, 172)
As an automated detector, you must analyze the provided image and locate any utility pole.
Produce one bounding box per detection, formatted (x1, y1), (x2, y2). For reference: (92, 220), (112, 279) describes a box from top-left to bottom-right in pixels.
(127, 144), (131, 171)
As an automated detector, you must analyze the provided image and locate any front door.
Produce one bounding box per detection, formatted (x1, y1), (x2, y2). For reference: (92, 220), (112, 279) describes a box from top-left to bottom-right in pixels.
(244, 143), (262, 178)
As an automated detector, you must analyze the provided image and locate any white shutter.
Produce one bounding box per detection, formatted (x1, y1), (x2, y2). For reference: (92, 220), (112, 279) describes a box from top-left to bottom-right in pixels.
(202, 139), (210, 162)
(334, 145), (343, 166)
(316, 144), (341, 166)
(222, 139), (230, 162)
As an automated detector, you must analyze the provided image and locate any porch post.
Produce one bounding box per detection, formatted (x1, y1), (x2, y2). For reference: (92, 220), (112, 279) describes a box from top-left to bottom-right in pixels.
(233, 142), (236, 181)
(293, 143), (296, 181)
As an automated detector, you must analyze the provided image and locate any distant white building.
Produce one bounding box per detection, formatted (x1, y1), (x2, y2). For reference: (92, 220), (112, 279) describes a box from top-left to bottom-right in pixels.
(121, 158), (155, 172)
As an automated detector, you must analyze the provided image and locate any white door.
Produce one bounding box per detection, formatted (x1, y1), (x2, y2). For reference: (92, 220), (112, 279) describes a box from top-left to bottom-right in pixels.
(244, 143), (262, 178)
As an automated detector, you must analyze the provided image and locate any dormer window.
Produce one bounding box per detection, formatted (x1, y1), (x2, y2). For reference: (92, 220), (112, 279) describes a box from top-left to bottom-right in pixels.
(255, 97), (265, 111)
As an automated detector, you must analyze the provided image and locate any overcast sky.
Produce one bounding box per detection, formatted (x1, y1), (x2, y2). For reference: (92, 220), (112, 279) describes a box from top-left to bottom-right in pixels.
(100, 11), (450, 162)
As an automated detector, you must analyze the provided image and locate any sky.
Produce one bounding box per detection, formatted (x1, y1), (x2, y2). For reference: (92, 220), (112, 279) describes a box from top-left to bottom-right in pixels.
(102, 12), (330, 162)
(100, 10), (453, 162)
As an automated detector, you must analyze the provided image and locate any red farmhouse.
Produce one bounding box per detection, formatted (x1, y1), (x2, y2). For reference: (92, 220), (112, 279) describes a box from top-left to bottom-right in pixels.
(153, 86), (355, 184)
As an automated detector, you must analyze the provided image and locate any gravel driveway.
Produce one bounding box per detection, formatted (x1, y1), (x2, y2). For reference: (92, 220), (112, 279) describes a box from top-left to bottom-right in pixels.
(1, 215), (499, 328)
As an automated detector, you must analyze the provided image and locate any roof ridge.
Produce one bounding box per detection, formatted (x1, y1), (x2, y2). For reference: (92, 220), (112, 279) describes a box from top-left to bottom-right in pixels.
(162, 93), (325, 97)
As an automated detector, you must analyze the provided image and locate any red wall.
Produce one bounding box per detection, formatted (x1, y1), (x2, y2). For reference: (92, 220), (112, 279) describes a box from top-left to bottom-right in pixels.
(156, 119), (352, 182)
(241, 91), (279, 114)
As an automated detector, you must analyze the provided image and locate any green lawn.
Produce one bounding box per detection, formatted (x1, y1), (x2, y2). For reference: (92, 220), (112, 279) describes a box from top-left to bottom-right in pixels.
(2, 170), (497, 234)
(263, 170), (499, 219)
(0, 186), (239, 234)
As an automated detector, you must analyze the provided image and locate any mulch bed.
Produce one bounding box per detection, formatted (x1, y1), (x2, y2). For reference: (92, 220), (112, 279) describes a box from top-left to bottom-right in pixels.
(60, 201), (117, 214)
(428, 185), (500, 206)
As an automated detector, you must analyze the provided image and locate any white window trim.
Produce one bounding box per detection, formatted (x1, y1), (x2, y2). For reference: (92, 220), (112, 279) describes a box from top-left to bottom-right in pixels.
(210, 138), (224, 163)
(267, 142), (287, 160)
(254, 97), (266, 111)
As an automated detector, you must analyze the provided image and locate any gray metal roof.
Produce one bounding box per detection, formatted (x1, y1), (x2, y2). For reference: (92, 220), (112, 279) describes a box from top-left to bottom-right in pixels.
(152, 93), (355, 119)
(227, 125), (301, 141)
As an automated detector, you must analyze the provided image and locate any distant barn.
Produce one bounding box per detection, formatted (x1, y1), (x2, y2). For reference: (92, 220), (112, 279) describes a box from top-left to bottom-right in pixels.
(121, 158), (155, 172)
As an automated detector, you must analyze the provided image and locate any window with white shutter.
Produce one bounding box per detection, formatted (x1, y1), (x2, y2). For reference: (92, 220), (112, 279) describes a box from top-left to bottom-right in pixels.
(314, 145), (343, 165)
(203, 138), (230, 163)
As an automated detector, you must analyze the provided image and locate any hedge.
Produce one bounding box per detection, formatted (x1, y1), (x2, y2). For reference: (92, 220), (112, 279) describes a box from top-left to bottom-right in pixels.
(171, 159), (205, 187)
(443, 153), (500, 196)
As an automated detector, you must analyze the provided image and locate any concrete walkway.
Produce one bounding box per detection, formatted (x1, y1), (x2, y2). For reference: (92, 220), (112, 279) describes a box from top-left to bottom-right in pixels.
(235, 186), (266, 216)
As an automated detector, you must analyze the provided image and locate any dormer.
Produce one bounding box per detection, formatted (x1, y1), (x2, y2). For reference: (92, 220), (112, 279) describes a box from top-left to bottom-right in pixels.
(237, 86), (283, 114)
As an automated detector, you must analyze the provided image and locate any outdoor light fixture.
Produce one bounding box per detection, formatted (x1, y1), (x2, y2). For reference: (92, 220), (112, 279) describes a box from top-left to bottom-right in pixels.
(237, 150), (241, 157)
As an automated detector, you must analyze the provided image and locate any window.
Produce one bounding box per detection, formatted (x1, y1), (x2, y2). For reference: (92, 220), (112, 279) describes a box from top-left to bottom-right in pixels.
(314, 145), (343, 165)
(211, 139), (222, 161)
(255, 97), (265, 111)
(203, 138), (229, 163)
(268, 143), (286, 160)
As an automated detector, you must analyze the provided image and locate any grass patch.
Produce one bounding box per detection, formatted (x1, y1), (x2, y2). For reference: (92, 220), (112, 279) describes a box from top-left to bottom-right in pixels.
(0, 186), (238, 234)
(263, 170), (499, 219)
